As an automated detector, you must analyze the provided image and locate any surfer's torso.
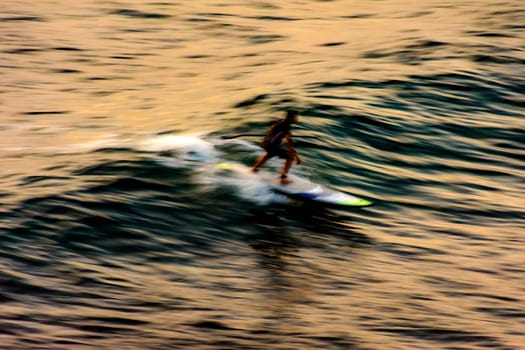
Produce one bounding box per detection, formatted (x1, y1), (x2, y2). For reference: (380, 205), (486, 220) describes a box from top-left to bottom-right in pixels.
(262, 119), (292, 149)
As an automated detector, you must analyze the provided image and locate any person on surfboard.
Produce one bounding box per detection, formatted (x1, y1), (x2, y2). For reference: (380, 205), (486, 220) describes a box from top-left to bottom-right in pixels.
(251, 109), (301, 185)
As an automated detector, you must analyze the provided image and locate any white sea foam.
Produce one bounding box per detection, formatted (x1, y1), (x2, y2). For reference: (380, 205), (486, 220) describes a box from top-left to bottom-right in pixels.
(197, 162), (289, 206)
(138, 135), (218, 161)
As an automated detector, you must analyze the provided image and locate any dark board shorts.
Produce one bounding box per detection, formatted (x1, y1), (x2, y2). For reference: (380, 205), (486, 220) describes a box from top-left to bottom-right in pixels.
(265, 145), (293, 160)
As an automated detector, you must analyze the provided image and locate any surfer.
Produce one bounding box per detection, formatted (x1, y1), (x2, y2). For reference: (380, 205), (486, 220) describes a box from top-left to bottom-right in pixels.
(252, 109), (301, 185)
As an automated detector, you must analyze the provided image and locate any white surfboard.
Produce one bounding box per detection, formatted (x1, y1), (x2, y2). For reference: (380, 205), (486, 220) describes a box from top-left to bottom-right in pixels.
(215, 162), (372, 207)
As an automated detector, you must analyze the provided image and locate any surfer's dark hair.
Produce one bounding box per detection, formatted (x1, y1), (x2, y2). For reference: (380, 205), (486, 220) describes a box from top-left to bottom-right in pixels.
(285, 109), (299, 121)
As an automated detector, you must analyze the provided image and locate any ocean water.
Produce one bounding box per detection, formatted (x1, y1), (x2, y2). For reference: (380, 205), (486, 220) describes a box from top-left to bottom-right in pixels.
(1, 1), (524, 349)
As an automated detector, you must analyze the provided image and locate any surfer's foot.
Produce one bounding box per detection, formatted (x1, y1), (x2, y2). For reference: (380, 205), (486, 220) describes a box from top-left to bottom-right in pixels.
(252, 167), (259, 173)
(280, 175), (292, 185)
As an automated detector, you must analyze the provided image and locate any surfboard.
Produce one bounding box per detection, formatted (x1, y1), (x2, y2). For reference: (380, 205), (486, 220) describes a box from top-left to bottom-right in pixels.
(215, 162), (372, 207)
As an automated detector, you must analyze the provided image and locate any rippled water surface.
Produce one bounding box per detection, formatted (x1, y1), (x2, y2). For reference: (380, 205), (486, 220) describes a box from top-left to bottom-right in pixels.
(1, 1), (524, 349)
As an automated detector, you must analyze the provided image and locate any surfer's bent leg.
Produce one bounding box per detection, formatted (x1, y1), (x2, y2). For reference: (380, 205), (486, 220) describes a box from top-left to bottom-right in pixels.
(252, 154), (269, 172)
(252, 146), (277, 172)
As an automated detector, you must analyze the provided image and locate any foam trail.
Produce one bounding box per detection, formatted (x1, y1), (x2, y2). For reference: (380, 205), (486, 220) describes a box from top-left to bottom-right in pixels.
(70, 133), (286, 205)
(197, 162), (289, 206)
(138, 135), (217, 159)
(139, 135), (220, 169)
(215, 138), (263, 151)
